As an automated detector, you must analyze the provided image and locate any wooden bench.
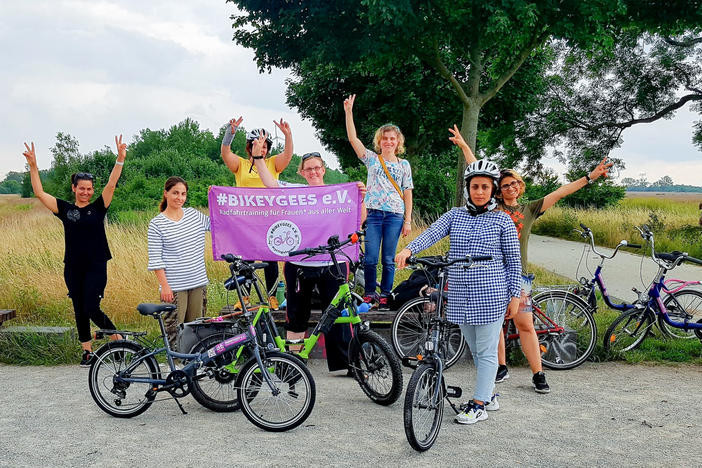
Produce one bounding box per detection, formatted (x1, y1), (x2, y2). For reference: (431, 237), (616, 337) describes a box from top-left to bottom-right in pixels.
(0, 309), (16, 327)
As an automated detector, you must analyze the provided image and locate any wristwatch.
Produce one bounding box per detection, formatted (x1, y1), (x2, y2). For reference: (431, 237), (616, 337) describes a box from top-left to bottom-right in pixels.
(585, 173), (593, 184)
(252, 156), (264, 160)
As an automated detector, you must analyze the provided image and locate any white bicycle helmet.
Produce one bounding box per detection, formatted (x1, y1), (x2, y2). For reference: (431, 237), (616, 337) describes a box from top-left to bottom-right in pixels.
(463, 159), (500, 214)
(246, 128), (273, 147)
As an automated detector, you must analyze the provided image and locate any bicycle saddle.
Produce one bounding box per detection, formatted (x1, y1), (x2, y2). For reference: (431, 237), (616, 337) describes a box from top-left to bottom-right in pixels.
(137, 303), (176, 316)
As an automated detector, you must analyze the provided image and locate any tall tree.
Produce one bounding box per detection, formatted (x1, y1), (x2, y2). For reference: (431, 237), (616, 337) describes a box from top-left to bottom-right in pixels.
(230, 0), (702, 205)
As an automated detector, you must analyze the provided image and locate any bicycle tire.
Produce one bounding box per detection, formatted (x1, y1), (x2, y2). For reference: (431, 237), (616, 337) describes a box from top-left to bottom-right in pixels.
(189, 333), (251, 412)
(236, 351), (315, 432)
(603, 308), (654, 353)
(391, 297), (466, 369)
(403, 363), (444, 452)
(531, 290), (597, 370)
(659, 289), (702, 339)
(349, 329), (403, 405)
(88, 340), (159, 418)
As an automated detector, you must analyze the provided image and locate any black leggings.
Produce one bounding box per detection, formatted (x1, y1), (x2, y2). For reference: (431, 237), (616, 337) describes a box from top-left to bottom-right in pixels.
(284, 262), (351, 372)
(64, 262), (116, 343)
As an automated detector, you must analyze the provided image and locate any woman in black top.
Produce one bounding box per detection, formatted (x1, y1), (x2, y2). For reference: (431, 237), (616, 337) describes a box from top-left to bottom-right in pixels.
(22, 136), (127, 367)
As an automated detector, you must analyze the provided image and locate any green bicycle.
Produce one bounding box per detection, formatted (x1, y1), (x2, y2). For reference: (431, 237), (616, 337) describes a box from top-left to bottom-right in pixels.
(188, 231), (403, 411)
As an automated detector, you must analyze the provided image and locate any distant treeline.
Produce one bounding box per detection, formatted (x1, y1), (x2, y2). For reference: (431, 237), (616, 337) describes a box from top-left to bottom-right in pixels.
(625, 185), (702, 193)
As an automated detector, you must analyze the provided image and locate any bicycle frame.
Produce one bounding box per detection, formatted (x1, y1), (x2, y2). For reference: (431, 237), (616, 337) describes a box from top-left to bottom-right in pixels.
(639, 226), (702, 332)
(219, 234), (367, 368)
(503, 306), (565, 342)
(111, 319), (281, 396)
(574, 225), (642, 312)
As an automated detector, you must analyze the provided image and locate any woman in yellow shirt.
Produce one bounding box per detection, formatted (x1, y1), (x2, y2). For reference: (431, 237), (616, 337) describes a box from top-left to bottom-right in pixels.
(220, 116), (294, 308)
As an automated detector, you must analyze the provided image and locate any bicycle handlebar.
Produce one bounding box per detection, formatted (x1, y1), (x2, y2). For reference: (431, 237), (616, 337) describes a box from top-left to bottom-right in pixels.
(408, 254), (493, 269)
(288, 230), (363, 258)
(221, 254), (269, 273)
(574, 223), (640, 260)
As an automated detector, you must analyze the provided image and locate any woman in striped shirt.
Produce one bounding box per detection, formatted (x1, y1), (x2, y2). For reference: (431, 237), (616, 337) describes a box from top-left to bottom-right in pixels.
(147, 176), (211, 350)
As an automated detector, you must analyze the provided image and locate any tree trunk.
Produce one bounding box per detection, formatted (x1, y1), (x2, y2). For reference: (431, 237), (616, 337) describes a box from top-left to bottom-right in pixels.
(454, 102), (480, 206)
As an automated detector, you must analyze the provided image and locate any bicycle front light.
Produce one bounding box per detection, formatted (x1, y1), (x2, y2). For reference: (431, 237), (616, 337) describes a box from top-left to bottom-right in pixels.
(424, 341), (434, 352)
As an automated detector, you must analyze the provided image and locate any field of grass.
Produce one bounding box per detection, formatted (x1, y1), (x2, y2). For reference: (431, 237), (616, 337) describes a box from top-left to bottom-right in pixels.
(1, 193), (700, 365)
(534, 197), (702, 259)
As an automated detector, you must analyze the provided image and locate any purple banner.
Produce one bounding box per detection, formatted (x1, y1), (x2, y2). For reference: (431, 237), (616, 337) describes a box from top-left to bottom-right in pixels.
(209, 183), (361, 262)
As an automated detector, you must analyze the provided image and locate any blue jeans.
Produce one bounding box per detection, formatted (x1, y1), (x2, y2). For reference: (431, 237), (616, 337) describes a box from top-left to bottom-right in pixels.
(459, 320), (503, 403)
(364, 209), (404, 296)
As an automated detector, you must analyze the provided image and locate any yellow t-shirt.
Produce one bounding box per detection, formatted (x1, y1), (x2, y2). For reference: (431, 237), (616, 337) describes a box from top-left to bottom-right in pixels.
(234, 155), (281, 187)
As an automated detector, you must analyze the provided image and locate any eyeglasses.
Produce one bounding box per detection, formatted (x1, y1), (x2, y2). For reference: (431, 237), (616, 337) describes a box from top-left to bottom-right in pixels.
(302, 152), (321, 161)
(500, 181), (520, 190)
(302, 165), (324, 173)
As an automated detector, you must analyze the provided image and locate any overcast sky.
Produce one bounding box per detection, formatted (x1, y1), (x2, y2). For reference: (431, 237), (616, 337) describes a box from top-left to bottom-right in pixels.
(1, 1), (701, 185)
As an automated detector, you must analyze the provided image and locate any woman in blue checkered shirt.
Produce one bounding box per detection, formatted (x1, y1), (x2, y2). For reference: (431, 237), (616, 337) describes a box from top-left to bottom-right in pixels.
(396, 160), (521, 425)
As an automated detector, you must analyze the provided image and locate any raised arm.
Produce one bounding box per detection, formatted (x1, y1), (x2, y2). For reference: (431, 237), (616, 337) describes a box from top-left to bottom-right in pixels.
(252, 133), (279, 188)
(448, 124), (477, 164)
(220, 117), (243, 174)
(273, 119), (293, 173)
(343, 94), (367, 159)
(540, 157), (613, 213)
(401, 189), (413, 237)
(22, 142), (58, 213)
(101, 134), (127, 208)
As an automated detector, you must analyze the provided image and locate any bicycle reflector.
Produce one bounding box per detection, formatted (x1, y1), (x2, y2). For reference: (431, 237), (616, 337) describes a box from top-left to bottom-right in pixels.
(350, 233), (359, 244)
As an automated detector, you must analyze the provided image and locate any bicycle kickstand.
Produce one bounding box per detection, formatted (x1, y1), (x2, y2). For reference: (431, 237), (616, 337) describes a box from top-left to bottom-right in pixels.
(172, 396), (188, 415)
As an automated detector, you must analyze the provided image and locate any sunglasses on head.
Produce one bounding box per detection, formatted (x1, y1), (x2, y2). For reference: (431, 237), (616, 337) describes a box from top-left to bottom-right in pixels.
(302, 152), (321, 161)
(73, 172), (94, 183)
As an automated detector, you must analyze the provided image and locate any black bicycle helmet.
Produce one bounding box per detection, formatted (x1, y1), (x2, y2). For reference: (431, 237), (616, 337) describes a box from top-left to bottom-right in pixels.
(463, 159), (500, 215)
(246, 128), (273, 147)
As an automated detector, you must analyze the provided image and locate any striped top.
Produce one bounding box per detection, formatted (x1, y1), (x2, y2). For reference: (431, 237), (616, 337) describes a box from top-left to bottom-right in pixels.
(147, 207), (211, 292)
(406, 208), (522, 325)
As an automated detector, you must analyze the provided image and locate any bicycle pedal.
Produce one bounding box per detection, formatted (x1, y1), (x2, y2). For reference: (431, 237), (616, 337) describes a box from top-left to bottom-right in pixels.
(446, 386), (462, 399)
(401, 356), (420, 369)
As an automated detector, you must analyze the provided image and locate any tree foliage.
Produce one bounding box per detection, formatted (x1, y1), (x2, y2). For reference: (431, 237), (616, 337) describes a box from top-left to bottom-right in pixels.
(14, 119), (350, 218)
(229, 0), (702, 206)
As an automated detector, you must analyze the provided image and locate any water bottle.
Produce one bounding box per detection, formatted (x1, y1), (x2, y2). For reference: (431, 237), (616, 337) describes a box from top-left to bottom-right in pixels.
(275, 281), (285, 304)
(340, 303), (370, 317)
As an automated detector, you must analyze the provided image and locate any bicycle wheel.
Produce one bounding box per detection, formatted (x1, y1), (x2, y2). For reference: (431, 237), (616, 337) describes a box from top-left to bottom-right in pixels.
(236, 351), (315, 432)
(532, 290), (597, 370)
(88, 340), (159, 418)
(189, 334), (251, 412)
(403, 363), (444, 452)
(603, 308), (654, 353)
(660, 289), (702, 339)
(349, 329), (403, 405)
(391, 297), (466, 369)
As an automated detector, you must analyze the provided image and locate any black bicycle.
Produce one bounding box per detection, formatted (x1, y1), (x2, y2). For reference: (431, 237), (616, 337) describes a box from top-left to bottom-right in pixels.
(402, 254), (490, 452)
(88, 303), (315, 431)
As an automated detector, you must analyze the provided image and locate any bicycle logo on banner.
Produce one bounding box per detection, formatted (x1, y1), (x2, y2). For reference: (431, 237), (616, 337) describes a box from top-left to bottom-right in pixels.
(266, 220), (302, 256)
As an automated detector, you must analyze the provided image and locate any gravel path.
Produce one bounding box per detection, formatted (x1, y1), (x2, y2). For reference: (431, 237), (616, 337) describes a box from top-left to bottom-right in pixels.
(1, 360), (701, 467)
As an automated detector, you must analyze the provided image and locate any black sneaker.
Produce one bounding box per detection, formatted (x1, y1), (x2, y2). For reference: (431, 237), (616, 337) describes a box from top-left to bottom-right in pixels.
(532, 371), (550, 394)
(80, 350), (95, 368)
(495, 364), (509, 383)
(378, 296), (390, 311)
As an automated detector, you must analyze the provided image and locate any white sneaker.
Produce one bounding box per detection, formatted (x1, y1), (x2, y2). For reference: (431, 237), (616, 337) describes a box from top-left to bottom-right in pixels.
(455, 401), (488, 425)
(459, 394), (499, 413)
(485, 393), (500, 411)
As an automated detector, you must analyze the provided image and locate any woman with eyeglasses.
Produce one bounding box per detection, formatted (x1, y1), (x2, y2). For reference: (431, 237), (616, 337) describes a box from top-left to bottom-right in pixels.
(147, 176), (210, 351)
(251, 135), (366, 374)
(344, 94), (414, 310)
(450, 125), (612, 393)
(220, 116), (294, 309)
(22, 137), (127, 367)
